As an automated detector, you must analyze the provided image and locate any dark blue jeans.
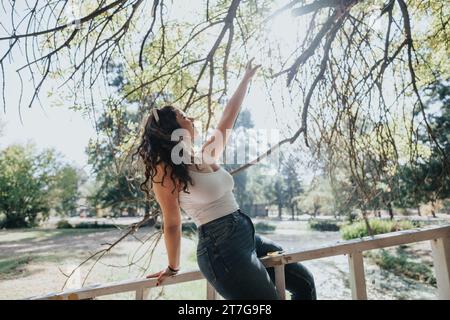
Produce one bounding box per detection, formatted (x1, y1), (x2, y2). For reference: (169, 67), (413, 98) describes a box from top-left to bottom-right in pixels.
(196, 209), (316, 300)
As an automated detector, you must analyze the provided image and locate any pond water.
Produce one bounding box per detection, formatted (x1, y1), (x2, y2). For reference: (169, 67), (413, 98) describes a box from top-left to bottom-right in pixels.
(255, 219), (437, 300)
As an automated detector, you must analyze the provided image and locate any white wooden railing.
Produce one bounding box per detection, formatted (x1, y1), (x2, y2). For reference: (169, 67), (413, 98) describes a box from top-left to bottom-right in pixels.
(30, 224), (450, 300)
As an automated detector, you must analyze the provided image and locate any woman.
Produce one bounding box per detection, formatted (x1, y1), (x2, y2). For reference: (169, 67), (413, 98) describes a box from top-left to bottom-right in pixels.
(135, 59), (316, 300)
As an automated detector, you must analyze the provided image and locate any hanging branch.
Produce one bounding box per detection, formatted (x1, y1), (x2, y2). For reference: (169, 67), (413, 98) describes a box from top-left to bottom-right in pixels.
(60, 208), (160, 289)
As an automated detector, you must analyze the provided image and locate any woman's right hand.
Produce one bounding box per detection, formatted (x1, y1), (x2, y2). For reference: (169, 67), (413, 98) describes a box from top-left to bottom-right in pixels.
(243, 58), (261, 80)
(146, 266), (178, 286)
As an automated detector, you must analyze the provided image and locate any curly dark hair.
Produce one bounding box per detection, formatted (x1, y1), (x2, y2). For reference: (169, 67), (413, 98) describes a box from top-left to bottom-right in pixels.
(132, 105), (196, 199)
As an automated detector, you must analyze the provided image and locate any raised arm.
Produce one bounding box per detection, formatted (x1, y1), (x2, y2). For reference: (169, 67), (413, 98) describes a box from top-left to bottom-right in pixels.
(146, 164), (181, 285)
(201, 59), (261, 162)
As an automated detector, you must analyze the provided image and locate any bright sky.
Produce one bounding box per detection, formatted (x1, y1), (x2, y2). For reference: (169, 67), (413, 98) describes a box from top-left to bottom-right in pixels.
(0, 38), (97, 170)
(0, 1), (311, 179)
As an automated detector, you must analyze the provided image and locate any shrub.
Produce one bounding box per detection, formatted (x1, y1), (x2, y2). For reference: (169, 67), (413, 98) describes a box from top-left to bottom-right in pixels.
(308, 219), (341, 232)
(74, 222), (115, 229)
(182, 222), (197, 236)
(341, 219), (417, 240)
(368, 249), (436, 286)
(154, 221), (198, 234)
(254, 222), (276, 233)
(56, 219), (73, 229)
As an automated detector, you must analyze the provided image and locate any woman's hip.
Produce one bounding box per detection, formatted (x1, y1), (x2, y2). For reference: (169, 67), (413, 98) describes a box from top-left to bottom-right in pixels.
(196, 209), (256, 275)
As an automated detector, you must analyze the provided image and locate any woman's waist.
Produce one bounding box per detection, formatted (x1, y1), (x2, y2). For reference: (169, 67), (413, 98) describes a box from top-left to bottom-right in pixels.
(196, 208), (241, 247)
(181, 192), (239, 225)
(198, 208), (242, 230)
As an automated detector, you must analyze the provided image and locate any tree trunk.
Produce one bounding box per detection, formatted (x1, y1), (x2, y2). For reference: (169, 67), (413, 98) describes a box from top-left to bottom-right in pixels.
(417, 206), (421, 216)
(362, 210), (373, 237)
(431, 200), (437, 218)
(387, 202), (394, 220)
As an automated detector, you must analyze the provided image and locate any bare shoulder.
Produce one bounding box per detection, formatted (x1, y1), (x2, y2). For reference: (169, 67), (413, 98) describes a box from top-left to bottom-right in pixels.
(153, 163), (180, 192)
(152, 163), (181, 212)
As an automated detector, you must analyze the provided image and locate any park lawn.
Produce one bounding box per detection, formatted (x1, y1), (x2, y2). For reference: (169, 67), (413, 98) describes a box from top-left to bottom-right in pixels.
(0, 228), (111, 280)
(0, 227), (207, 299)
(0, 228), (108, 243)
(0, 256), (32, 277)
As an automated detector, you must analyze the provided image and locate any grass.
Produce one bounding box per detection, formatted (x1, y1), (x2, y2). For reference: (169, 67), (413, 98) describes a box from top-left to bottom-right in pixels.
(340, 219), (418, 240)
(0, 228), (81, 243)
(57, 219), (118, 229)
(0, 251), (94, 280)
(366, 247), (436, 286)
(0, 228), (114, 280)
(0, 226), (205, 299)
(0, 228), (111, 244)
(0, 256), (32, 278)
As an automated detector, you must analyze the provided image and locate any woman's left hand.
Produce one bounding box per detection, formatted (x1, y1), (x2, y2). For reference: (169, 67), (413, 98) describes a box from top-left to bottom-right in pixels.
(146, 266), (178, 286)
(243, 58), (261, 80)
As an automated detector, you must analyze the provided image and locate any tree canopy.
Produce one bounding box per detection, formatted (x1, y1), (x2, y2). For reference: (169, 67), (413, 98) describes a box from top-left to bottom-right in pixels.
(0, 0), (448, 223)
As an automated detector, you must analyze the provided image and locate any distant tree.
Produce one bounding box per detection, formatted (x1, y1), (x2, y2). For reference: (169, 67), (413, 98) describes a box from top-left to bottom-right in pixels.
(85, 63), (149, 217)
(224, 109), (254, 214)
(281, 155), (304, 220)
(0, 144), (59, 228)
(86, 104), (145, 217)
(297, 174), (335, 217)
(395, 164), (427, 216)
(395, 79), (450, 217)
(264, 174), (287, 219)
(245, 164), (274, 212)
(329, 170), (359, 221)
(421, 79), (450, 213)
(49, 165), (85, 217)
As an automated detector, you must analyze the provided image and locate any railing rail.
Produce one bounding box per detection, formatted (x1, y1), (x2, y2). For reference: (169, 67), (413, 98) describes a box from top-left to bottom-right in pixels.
(29, 224), (450, 300)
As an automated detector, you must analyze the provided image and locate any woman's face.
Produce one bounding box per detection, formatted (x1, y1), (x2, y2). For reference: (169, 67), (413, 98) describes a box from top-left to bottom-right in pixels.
(174, 108), (197, 140)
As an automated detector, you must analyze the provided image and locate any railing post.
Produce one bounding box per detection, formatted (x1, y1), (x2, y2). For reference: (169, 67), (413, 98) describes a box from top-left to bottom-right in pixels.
(206, 281), (218, 300)
(274, 265), (286, 300)
(135, 288), (149, 300)
(431, 237), (450, 300)
(348, 251), (367, 300)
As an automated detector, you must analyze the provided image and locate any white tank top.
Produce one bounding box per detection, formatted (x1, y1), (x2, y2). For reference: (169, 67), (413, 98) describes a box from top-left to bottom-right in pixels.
(178, 166), (239, 226)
